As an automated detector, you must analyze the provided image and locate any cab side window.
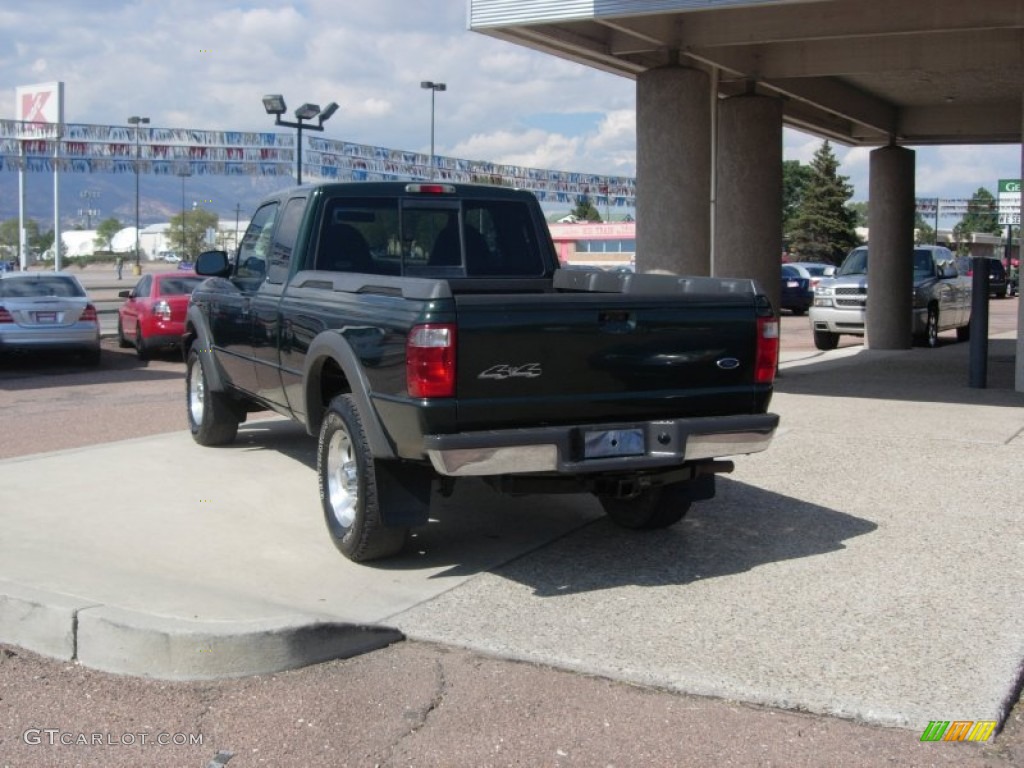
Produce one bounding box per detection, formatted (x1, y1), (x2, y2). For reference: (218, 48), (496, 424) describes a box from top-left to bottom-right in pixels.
(237, 203), (278, 281)
(267, 197), (306, 284)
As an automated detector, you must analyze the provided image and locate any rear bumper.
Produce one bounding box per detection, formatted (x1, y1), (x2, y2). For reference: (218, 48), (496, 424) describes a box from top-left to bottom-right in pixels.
(0, 326), (100, 352)
(424, 412), (779, 477)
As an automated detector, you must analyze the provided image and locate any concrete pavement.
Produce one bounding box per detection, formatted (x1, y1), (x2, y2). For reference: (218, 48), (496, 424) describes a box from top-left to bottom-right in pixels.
(1, 331), (1022, 737)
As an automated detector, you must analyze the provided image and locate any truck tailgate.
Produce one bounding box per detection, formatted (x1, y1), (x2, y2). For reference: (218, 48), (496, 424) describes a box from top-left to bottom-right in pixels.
(453, 291), (763, 431)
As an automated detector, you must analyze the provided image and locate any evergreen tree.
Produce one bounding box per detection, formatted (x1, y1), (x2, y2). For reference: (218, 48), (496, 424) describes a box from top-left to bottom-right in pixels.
(953, 187), (1002, 246)
(788, 141), (860, 263)
(569, 195), (602, 222)
(168, 207), (219, 259)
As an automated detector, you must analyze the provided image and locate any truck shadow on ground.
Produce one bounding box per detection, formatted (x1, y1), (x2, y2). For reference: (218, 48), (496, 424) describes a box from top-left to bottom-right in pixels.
(384, 477), (877, 591)
(227, 421), (877, 586)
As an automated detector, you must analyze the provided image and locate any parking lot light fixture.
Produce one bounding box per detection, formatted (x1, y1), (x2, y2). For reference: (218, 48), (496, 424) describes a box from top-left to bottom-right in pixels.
(128, 115), (150, 268)
(262, 95), (337, 185)
(420, 81), (446, 179)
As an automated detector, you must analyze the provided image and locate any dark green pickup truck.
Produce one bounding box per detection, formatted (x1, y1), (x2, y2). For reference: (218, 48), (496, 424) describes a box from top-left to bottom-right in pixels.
(185, 182), (780, 562)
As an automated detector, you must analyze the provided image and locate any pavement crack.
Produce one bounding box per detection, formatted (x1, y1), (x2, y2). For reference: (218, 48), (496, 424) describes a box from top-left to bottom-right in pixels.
(376, 656), (447, 767)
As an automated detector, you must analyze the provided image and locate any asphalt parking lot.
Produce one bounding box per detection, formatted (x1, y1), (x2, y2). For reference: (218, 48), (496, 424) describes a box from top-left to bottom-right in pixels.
(1, 271), (1022, 766)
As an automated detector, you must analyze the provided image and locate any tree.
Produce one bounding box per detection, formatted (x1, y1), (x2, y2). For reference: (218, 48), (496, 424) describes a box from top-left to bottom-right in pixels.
(94, 217), (122, 252)
(787, 141), (860, 263)
(953, 187), (1002, 251)
(569, 195), (602, 222)
(0, 218), (43, 259)
(914, 212), (936, 244)
(167, 207), (219, 258)
(782, 160), (813, 235)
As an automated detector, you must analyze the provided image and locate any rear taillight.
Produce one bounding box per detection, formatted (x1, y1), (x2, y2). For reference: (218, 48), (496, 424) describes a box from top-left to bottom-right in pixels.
(154, 300), (172, 321)
(755, 315), (779, 384)
(81, 304), (98, 323)
(0, 306), (12, 323)
(407, 323), (456, 398)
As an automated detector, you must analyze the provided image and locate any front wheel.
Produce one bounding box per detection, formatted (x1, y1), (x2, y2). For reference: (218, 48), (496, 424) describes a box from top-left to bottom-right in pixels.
(186, 343), (239, 446)
(134, 323), (150, 360)
(813, 329), (840, 351)
(925, 306), (940, 348)
(318, 394), (407, 562)
(116, 317), (130, 348)
(599, 485), (691, 530)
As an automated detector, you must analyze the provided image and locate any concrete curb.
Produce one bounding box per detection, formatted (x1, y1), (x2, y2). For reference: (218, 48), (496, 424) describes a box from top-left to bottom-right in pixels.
(0, 580), (403, 680)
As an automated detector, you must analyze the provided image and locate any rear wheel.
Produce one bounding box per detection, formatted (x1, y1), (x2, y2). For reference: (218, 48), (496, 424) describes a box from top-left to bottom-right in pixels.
(186, 343), (239, 445)
(599, 485), (691, 530)
(318, 394), (407, 562)
(813, 329), (839, 351)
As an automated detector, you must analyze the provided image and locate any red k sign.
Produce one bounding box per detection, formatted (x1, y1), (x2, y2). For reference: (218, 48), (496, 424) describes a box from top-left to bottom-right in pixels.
(21, 91), (51, 123)
(14, 81), (64, 137)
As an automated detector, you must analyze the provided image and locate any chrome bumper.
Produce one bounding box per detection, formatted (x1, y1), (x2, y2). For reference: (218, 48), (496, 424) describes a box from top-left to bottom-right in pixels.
(425, 413), (779, 477)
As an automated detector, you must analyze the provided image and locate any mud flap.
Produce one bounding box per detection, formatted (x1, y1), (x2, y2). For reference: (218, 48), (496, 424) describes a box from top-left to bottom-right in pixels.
(374, 460), (434, 527)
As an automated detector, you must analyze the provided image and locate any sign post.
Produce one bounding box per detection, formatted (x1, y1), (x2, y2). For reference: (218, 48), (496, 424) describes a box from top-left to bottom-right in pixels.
(15, 81), (64, 270)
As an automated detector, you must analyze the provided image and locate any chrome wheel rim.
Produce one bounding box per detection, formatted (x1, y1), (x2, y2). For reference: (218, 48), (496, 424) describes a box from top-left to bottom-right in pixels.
(188, 360), (205, 425)
(326, 428), (359, 530)
(928, 312), (938, 347)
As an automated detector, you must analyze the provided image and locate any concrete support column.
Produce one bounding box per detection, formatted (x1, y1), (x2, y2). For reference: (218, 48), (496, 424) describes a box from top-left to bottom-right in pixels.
(867, 146), (916, 349)
(1017, 103), (1024, 391)
(636, 66), (711, 275)
(714, 94), (783, 312)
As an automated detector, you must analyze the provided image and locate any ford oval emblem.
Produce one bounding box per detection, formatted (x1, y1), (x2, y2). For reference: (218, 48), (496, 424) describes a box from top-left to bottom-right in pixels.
(716, 357), (741, 370)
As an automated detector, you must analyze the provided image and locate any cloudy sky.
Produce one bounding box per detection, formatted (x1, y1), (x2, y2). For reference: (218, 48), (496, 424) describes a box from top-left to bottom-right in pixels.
(1, 0), (1019, 210)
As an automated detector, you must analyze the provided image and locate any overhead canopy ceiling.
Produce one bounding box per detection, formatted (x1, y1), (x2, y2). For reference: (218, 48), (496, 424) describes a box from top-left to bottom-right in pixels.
(469, 0), (1024, 147)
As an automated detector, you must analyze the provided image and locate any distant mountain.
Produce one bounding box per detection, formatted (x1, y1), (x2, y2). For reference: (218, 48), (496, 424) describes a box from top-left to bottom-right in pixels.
(0, 171), (288, 230)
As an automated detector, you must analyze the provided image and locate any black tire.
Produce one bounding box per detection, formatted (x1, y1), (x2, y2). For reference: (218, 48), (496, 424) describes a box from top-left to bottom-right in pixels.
(599, 484), (691, 530)
(813, 329), (840, 351)
(956, 321), (970, 342)
(925, 306), (939, 348)
(186, 342), (239, 446)
(318, 394), (407, 562)
(135, 323), (150, 360)
(116, 317), (130, 348)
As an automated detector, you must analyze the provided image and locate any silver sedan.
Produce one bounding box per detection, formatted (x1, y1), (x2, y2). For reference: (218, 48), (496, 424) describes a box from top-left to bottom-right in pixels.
(0, 272), (101, 364)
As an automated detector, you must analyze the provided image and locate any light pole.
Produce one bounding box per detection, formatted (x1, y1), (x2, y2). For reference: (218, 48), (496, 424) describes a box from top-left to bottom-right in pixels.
(128, 116), (149, 270)
(262, 95), (338, 185)
(177, 166), (191, 259)
(78, 189), (99, 229)
(419, 81), (446, 179)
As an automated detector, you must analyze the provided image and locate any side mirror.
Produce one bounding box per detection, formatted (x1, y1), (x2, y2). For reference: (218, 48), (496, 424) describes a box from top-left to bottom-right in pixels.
(195, 250), (231, 277)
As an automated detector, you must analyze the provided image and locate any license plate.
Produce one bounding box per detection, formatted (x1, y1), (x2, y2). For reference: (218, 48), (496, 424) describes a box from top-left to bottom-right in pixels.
(583, 428), (645, 459)
(35, 311), (57, 323)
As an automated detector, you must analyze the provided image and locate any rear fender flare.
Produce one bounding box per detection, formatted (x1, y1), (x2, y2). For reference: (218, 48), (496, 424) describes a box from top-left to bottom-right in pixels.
(303, 332), (396, 460)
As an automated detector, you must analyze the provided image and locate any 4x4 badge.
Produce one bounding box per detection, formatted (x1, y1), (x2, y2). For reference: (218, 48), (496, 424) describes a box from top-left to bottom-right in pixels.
(478, 363), (543, 380)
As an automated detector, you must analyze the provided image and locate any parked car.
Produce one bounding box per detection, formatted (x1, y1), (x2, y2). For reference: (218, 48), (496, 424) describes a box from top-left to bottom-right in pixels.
(785, 261), (836, 289)
(810, 245), (971, 349)
(954, 256), (1013, 298)
(780, 264), (812, 315)
(117, 271), (203, 360)
(0, 272), (101, 364)
(160, 251), (183, 263)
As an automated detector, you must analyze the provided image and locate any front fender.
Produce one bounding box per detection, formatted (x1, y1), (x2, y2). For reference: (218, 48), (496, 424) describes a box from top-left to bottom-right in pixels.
(303, 331), (396, 460)
(184, 304), (228, 392)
